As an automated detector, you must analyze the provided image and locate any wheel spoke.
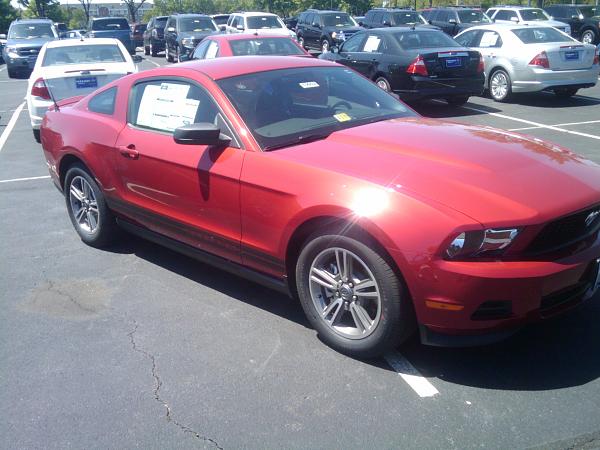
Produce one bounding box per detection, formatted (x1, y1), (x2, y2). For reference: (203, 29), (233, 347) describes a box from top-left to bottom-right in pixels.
(75, 207), (86, 223)
(70, 185), (84, 202)
(350, 303), (373, 332)
(326, 299), (345, 325)
(82, 180), (90, 199)
(88, 210), (98, 230)
(310, 267), (338, 290)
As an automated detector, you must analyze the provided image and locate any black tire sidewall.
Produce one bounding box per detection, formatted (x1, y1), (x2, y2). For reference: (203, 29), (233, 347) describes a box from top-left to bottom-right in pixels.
(296, 233), (408, 358)
(64, 164), (115, 248)
(375, 76), (391, 92)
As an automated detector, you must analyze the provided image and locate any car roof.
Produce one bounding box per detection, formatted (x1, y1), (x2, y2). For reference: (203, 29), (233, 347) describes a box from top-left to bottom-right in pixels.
(45, 38), (121, 48)
(11, 18), (53, 24)
(461, 23), (556, 31)
(491, 5), (542, 9)
(92, 17), (127, 20)
(364, 27), (440, 34)
(173, 13), (211, 18)
(177, 55), (334, 80)
(234, 12), (278, 17)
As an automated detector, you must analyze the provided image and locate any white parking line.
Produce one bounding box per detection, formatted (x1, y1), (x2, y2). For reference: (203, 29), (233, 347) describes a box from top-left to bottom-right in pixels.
(0, 175), (50, 184)
(0, 101), (25, 153)
(384, 352), (439, 398)
(461, 105), (600, 141)
(144, 58), (161, 68)
(509, 119), (600, 132)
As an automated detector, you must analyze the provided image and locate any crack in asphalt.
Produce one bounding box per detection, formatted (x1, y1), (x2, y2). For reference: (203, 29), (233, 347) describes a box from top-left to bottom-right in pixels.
(46, 280), (97, 314)
(127, 321), (223, 450)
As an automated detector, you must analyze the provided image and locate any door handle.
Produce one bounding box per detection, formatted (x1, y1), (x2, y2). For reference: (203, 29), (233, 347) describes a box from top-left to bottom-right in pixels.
(118, 144), (139, 160)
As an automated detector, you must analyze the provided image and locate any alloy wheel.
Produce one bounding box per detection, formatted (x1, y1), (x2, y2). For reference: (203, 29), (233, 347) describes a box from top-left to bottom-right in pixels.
(490, 71), (508, 100)
(321, 39), (329, 53)
(308, 247), (382, 339)
(376, 78), (390, 91)
(69, 176), (99, 234)
(581, 30), (595, 45)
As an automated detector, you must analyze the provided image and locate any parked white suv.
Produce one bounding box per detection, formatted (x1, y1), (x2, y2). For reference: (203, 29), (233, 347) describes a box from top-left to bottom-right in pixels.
(226, 12), (297, 40)
(486, 6), (571, 35)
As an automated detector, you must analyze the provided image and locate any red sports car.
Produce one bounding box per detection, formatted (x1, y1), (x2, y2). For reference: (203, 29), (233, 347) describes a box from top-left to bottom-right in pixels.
(188, 34), (310, 60)
(40, 56), (600, 357)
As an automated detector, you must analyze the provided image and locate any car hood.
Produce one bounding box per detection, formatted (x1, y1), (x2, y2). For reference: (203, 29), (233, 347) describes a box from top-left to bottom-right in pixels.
(8, 37), (55, 48)
(324, 26), (363, 33)
(179, 31), (219, 40)
(273, 118), (600, 226)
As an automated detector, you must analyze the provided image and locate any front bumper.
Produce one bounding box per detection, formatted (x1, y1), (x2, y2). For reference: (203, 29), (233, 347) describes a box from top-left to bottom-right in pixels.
(4, 54), (36, 72)
(512, 66), (600, 93)
(397, 75), (485, 101)
(402, 235), (600, 346)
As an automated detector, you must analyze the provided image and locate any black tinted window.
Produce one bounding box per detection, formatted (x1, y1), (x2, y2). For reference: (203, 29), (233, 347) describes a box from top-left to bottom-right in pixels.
(394, 30), (460, 49)
(89, 87), (117, 115)
(340, 33), (365, 52)
(92, 19), (129, 31)
(155, 17), (167, 27)
(454, 29), (480, 47)
(9, 23), (55, 39)
(512, 27), (573, 43)
(179, 17), (217, 32)
(230, 38), (304, 56)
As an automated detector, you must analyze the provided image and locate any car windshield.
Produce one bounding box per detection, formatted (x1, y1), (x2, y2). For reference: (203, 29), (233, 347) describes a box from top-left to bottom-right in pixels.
(580, 6), (599, 18)
(394, 30), (460, 49)
(322, 13), (357, 27)
(92, 19), (129, 31)
(43, 44), (125, 66)
(512, 27), (573, 43)
(247, 16), (284, 29)
(8, 23), (55, 39)
(229, 38), (305, 56)
(213, 16), (229, 25)
(392, 12), (427, 24)
(217, 66), (415, 150)
(519, 9), (551, 21)
(457, 10), (491, 23)
(155, 17), (168, 27)
(180, 17), (217, 32)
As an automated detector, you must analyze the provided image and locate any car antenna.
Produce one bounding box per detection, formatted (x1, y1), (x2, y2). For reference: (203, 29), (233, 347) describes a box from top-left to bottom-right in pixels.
(46, 80), (60, 112)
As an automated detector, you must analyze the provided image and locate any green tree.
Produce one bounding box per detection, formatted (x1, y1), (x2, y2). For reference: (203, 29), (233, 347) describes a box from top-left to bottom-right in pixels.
(18, 0), (58, 18)
(68, 7), (87, 28)
(0, 0), (19, 33)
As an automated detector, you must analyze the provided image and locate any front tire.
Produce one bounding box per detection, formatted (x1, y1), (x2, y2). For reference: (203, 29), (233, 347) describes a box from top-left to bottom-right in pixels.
(321, 39), (330, 53)
(375, 76), (391, 92)
(64, 163), (119, 248)
(581, 29), (598, 45)
(489, 69), (512, 102)
(33, 129), (41, 143)
(144, 45), (150, 55)
(295, 231), (413, 358)
(150, 43), (158, 57)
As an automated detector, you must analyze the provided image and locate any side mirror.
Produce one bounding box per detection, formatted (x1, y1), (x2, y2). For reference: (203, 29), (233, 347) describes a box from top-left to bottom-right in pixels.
(236, 25), (244, 31)
(312, 22), (321, 28)
(167, 27), (175, 32)
(178, 53), (190, 62)
(0, 34), (6, 39)
(133, 54), (143, 63)
(571, 15), (580, 20)
(173, 123), (231, 146)
(448, 18), (457, 24)
(382, 20), (390, 26)
(510, 17), (519, 22)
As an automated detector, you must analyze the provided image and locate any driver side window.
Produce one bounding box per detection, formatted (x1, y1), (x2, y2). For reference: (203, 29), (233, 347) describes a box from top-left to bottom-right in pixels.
(192, 40), (210, 59)
(340, 33), (365, 53)
(455, 30), (480, 47)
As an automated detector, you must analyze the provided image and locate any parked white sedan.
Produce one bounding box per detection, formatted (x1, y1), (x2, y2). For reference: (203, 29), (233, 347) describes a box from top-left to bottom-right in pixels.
(27, 38), (138, 142)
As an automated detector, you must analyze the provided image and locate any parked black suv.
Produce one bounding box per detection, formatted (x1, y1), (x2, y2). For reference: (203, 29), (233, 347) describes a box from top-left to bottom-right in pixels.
(296, 9), (363, 53)
(164, 14), (219, 62)
(361, 8), (439, 30)
(544, 4), (600, 44)
(421, 7), (491, 36)
(144, 15), (168, 56)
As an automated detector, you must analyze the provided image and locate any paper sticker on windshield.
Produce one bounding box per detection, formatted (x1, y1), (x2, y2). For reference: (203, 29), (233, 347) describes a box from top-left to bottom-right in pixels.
(364, 35), (381, 52)
(334, 112), (351, 122)
(479, 31), (499, 47)
(299, 81), (319, 89)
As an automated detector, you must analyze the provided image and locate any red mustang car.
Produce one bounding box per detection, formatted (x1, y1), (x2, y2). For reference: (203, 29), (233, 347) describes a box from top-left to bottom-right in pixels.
(40, 56), (600, 357)
(187, 34), (310, 60)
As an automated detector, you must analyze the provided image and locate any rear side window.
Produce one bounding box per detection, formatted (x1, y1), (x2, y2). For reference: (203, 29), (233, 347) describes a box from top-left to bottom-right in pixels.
(229, 38), (305, 56)
(435, 11), (449, 22)
(512, 27), (573, 44)
(394, 30), (460, 49)
(495, 10), (518, 21)
(88, 87), (117, 115)
(455, 29), (481, 47)
(477, 30), (503, 48)
(92, 18), (129, 31)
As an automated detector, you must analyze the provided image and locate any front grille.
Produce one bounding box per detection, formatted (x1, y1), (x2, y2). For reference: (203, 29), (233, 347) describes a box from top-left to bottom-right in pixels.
(540, 260), (598, 313)
(17, 47), (40, 57)
(471, 300), (512, 321)
(527, 205), (600, 255)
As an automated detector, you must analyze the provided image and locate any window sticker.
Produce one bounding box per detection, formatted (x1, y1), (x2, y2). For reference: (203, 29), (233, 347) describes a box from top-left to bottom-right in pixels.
(333, 112), (351, 122)
(136, 82), (199, 132)
(363, 35), (381, 52)
(479, 31), (499, 47)
(299, 81), (320, 89)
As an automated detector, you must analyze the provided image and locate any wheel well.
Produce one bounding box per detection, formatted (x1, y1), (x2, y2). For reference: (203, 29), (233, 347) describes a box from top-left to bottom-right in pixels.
(58, 154), (87, 189)
(284, 216), (403, 297)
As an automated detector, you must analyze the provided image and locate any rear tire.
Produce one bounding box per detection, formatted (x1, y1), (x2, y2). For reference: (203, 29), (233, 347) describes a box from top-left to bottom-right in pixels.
(489, 69), (512, 102)
(554, 88), (578, 98)
(64, 163), (119, 248)
(33, 129), (41, 143)
(446, 96), (469, 106)
(581, 29), (598, 45)
(150, 43), (158, 57)
(374, 76), (391, 92)
(295, 229), (414, 358)
(144, 45), (150, 55)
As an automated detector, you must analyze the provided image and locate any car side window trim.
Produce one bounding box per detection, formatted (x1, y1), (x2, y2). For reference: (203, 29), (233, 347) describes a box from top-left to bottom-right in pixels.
(126, 76), (243, 149)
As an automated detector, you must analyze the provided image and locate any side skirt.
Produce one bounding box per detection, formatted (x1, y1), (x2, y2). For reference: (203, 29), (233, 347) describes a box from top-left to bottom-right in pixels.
(116, 218), (291, 296)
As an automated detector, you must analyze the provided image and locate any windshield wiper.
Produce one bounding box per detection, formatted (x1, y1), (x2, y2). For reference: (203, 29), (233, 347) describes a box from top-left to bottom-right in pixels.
(264, 132), (332, 151)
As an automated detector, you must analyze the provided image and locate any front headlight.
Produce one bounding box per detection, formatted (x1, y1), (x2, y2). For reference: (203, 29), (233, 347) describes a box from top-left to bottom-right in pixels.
(181, 37), (195, 48)
(6, 46), (19, 57)
(445, 228), (520, 259)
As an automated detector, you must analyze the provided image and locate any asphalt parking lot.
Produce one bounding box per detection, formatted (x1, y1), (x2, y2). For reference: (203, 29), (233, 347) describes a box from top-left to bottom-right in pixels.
(1, 54), (600, 449)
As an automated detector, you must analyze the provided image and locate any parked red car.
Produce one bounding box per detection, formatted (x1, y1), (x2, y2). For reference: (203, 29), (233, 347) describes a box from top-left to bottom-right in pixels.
(188, 33), (310, 60)
(40, 56), (600, 357)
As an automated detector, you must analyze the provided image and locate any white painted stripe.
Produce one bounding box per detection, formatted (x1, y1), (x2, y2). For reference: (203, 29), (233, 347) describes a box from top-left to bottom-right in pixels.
(0, 175), (51, 184)
(461, 105), (600, 141)
(509, 119), (600, 132)
(384, 352), (439, 398)
(0, 101), (25, 153)
(144, 58), (161, 67)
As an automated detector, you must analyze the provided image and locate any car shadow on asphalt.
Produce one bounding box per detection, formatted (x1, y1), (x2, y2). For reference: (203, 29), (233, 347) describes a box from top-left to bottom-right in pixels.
(107, 234), (311, 328)
(410, 99), (503, 119)
(402, 296), (600, 391)
(509, 92), (600, 108)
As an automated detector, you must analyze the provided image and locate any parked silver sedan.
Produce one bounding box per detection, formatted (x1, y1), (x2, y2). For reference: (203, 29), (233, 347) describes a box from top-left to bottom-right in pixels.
(455, 23), (600, 101)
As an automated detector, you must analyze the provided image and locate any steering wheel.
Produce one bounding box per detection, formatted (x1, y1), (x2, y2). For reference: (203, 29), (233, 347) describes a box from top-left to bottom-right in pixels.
(331, 100), (353, 111)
